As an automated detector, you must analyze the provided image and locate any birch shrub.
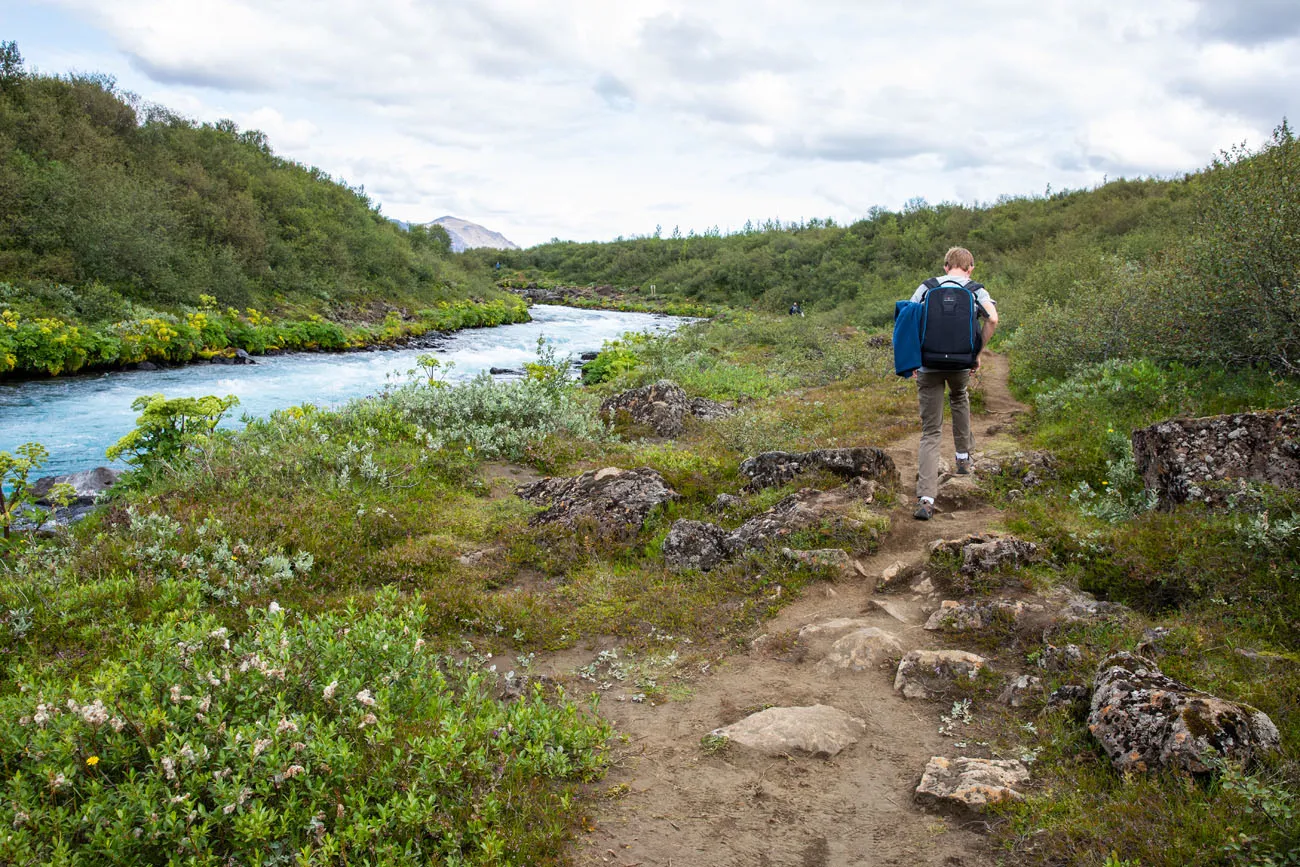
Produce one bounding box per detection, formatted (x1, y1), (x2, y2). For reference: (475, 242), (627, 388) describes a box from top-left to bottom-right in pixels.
(0, 591), (610, 866)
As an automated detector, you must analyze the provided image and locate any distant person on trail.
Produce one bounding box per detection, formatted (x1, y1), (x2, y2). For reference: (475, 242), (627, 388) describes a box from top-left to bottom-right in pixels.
(906, 246), (997, 520)
(789, 301), (804, 317)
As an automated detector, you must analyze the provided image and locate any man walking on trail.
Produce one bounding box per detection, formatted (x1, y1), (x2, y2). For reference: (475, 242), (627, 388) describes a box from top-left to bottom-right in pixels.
(908, 247), (997, 520)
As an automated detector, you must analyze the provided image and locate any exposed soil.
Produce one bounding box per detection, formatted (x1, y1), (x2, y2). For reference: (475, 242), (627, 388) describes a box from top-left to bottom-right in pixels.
(536, 354), (1030, 867)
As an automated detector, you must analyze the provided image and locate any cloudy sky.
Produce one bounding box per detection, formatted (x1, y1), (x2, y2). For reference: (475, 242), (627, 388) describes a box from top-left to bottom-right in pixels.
(8, 0), (1299, 246)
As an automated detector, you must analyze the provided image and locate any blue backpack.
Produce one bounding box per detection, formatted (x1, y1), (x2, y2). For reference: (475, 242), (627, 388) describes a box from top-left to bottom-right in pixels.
(919, 278), (984, 370)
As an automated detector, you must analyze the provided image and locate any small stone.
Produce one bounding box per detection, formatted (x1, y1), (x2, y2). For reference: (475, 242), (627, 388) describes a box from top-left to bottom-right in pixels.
(1047, 685), (1090, 709)
(713, 493), (742, 512)
(915, 757), (1030, 813)
(1039, 643), (1083, 671)
(866, 599), (912, 623)
(997, 674), (1042, 707)
(710, 705), (866, 757)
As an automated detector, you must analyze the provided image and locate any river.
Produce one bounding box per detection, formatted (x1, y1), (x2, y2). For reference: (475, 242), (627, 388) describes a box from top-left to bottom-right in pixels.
(0, 305), (689, 479)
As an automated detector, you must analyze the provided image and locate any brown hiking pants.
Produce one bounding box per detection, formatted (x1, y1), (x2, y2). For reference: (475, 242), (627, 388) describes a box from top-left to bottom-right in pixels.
(916, 369), (972, 501)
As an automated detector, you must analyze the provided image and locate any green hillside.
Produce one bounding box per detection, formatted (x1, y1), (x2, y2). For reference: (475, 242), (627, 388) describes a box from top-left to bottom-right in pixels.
(0, 41), (520, 377)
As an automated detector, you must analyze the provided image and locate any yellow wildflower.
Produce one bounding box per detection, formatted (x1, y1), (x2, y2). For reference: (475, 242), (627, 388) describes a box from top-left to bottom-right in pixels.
(86, 756), (100, 766)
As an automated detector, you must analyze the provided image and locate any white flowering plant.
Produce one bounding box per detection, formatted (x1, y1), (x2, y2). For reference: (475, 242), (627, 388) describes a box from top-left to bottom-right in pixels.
(0, 590), (609, 864)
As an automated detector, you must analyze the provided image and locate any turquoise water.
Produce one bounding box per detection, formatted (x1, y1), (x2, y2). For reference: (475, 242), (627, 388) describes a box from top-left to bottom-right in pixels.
(0, 305), (687, 479)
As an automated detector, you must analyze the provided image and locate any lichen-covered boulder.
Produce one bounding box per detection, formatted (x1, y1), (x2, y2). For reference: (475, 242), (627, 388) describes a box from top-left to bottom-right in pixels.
(725, 486), (870, 554)
(739, 447), (898, 491)
(662, 520), (731, 572)
(915, 757), (1030, 813)
(1132, 405), (1300, 509)
(598, 380), (734, 437)
(960, 538), (1039, 575)
(1088, 652), (1280, 774)
(923, 598), (1045, 632)
(710, 705), (866, 757)
(517, 467), (677, 530)
(894, 650), (989, 700)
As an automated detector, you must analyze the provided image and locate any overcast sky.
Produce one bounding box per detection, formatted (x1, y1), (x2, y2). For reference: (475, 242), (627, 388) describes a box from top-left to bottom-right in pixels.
(8, 0), (1299, 247)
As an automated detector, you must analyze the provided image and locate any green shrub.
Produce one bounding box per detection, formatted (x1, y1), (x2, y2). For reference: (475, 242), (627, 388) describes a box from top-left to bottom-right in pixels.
(106, 393), (240, 471)
(0, 592), (610, 865)
(1190, 122), (1300, 374)
(581, 346), (642, 385)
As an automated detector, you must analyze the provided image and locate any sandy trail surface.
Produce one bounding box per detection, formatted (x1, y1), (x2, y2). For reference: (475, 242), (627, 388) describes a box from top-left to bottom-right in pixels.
(562, 354), (1028, 867)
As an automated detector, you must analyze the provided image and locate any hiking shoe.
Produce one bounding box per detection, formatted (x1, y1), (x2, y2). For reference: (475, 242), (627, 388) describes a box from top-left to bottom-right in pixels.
(955, 456), (972, 475)
(913, 501), (935, 521)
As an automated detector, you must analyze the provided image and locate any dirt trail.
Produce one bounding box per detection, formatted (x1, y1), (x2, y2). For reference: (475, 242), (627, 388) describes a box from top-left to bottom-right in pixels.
(563, 355), (1028, 867)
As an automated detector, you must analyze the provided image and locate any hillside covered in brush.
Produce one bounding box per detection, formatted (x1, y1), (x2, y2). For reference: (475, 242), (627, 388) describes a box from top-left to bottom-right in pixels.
(475, 123), (1299, 381)
(0, 42), (504, 322)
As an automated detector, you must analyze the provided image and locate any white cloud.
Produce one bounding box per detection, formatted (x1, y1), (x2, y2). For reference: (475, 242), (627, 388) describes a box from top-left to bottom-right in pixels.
(26, 0), (1300, 245)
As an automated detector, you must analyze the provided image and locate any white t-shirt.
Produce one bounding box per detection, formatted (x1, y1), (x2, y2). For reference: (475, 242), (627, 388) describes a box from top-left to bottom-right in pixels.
(909, 275), (996, 373)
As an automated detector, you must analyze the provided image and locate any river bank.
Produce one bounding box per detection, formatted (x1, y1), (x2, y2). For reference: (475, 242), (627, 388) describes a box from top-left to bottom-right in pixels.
(0, 296), (532, 382)
(0, 305), (692, 479)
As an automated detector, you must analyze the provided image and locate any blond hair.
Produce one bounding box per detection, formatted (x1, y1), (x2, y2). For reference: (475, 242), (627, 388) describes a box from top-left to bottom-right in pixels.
(944, 247), (974, 271)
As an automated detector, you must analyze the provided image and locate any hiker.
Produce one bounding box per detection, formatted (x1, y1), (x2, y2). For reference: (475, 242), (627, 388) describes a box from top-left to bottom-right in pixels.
(906, 246), (997, 520)
(789, 301), (802, 316)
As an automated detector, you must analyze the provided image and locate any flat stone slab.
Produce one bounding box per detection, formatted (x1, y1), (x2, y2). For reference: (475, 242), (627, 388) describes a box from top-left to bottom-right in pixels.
(798, 617), (875, 639)
(816, 627), (904, 673)
(895, 650), (989, 700)
(710, 704), (866, 758)
(915, 757), (1030, 812)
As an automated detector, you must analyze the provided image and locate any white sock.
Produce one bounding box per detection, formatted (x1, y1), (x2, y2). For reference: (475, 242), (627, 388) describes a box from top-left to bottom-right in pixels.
(955, 452), (969, 460)
(920, 496), (934, 505)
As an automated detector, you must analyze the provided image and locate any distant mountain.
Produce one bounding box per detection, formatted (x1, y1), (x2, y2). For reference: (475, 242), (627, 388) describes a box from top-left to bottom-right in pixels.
(426, 216), (520, 253)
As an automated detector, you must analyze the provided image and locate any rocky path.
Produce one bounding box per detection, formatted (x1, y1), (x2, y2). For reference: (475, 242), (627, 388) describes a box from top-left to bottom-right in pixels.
(557, 356), (1028, 867)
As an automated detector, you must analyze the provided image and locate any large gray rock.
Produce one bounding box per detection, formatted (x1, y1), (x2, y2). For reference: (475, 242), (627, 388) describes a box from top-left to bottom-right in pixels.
(739, 447), (899, 491)
(959, 538), (1039, 576)
(710, 705), (866, 757)
(662, 520), (731, 572)
(517, 467), (677, 531)
(725, 485), (871, 554)
(31, 467), (121, 506)
(816, 627), (904, 673)
(599, 380), (734, 437)
(915, 757), (1030, 813)
(1088, 652), (1280, 774)
(894, 650), (989, 700)
(1132, 405), (1300, 508)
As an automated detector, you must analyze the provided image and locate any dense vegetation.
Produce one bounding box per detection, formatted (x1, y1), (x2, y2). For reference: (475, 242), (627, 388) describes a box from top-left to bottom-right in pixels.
(0, 41), (519, 377)
(471, 176), (1190, 333)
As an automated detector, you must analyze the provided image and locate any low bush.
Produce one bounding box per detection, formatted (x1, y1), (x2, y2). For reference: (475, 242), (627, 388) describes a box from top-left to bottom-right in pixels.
(0, 591), (610, 865)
